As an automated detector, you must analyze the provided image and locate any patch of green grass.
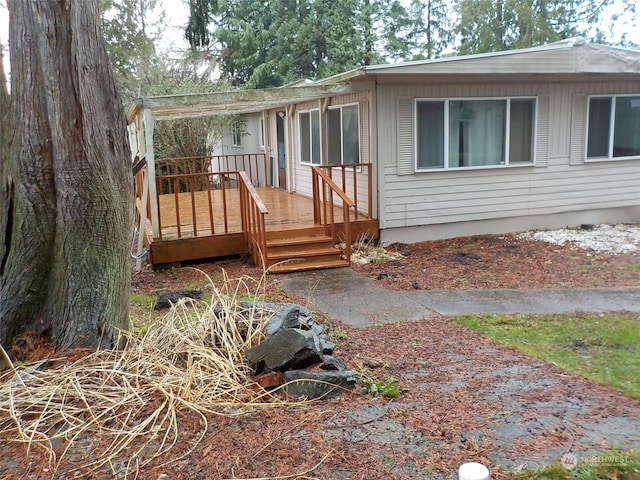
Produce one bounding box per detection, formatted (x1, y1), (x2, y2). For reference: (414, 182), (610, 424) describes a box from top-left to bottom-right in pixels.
(509, 448), (640, 479)
(129, 293), (161, 334)
(451, 313), (640, 399)
(327, 325), (348, 341)
(359, 374), (401, 398)
(239, 292), (258, 302)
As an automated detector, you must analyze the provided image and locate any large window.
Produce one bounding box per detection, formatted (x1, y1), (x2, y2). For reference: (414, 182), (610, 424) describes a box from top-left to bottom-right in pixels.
(587, 95), (640, 160)
(416, 97), (536, 170)
(299, 110), (320, 164)
(328, 104), (360, 165)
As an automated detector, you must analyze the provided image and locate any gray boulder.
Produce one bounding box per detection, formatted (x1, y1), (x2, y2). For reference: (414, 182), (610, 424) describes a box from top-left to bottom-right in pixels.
(283, 370), (360, 399)
(245, 328), (323, 373)
(154, 289), (202, 310)
(263, 304), (305, 336)
(320, 355), (347, 371)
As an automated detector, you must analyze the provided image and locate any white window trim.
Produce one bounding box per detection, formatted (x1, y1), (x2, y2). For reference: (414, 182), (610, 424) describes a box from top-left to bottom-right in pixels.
(413, 96), (538, 172)
(298, 108), (321, 165)
(259, 117), (265, 150)
(232, 121), (242, 147)
(328, 103), (361, 167)
(585, 94), (640, 163)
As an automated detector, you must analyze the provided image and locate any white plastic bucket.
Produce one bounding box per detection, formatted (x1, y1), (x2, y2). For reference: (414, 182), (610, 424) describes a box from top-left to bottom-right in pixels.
(458, 462), (490, 480)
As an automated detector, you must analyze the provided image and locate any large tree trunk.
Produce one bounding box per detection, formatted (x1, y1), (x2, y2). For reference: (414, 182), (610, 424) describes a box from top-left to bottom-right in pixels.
(0, 0), (133, 351)
(1, 39), (9, 264)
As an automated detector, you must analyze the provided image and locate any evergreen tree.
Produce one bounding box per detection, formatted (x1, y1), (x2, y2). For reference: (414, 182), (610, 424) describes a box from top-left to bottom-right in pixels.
(1, 0), (133, 352)
(381, 0), (453, 61)
(184, 0), (429, 86)
(100, 0), (164, 101)
(456, 0), (615, 55)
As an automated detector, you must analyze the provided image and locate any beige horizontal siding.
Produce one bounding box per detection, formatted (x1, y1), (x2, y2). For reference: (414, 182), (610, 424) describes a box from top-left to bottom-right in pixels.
(377, 79), (640, 231)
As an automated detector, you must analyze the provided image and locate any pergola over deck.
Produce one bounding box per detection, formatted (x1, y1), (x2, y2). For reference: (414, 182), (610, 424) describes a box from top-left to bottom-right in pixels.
(126, 82), (378, 272)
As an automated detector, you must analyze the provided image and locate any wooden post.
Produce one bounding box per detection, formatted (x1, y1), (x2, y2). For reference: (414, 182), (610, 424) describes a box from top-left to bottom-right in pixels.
(134, 112), (148, 272)
(143, 107), (160, 239)
(135, 170), (149, 272)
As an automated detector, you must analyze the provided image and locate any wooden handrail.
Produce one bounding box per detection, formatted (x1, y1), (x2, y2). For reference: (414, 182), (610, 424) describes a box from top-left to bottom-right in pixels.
(313, 168), (356, 208)
(316, 163), (373, 219)
(312, 166), (356, 263)
(238, 171), (269, 269)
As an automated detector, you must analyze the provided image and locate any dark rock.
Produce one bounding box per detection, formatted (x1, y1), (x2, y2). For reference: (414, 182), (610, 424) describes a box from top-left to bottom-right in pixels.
(238, 302), (320, 335)
(377, 272), (392, 280)
(320, 355), (347, 371)
(320, 338), (336, 355)
(310, 322), (324, 336)
(263, 304), (303, 335)
(154, 290), (202, 310)
(245, 328), (323, 373)
(283, 370), (360, 399)
(412, 281), (420, 289)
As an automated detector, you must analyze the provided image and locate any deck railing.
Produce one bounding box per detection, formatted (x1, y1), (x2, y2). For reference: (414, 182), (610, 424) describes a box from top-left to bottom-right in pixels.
(311, 166), (356, 263)
(156, 154), (270, 193)
(316, 163), (373, 219)
(238, 171), (269, 269)
(153, 170), (239, 240)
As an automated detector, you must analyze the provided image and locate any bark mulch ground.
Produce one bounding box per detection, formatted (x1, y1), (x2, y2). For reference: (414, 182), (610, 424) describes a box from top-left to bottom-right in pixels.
(2, 233), (640, 479)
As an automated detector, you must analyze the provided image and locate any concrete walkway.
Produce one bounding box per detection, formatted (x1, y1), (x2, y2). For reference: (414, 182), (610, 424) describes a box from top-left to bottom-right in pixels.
(279, 268), (640, 326)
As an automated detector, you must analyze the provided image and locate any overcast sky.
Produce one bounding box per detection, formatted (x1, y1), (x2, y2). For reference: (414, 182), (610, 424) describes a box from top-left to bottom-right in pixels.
(1, 0), (639, 84)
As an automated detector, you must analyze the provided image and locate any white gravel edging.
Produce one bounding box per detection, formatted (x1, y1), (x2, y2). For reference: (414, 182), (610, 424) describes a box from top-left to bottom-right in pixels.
(518, 224), (640, 255)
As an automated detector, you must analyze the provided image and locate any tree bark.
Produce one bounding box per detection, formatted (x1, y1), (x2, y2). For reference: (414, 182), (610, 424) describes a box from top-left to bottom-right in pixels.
(0, 0), (133, 351)
(1, 37), (9, 264)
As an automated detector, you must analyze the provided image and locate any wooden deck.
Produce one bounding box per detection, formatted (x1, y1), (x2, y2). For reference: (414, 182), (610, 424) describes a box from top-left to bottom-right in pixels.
(142, 187), (378, 266)
(156, 187), (318, 239)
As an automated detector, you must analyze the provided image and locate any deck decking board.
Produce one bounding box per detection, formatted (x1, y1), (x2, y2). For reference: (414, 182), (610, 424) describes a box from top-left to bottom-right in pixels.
(142, 186), (378, 266)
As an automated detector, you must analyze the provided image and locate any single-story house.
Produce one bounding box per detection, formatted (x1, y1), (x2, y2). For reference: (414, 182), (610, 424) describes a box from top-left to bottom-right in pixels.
(127, 37), (640, 271)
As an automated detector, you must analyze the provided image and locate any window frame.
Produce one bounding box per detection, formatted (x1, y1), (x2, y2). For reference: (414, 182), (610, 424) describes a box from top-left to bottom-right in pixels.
(585, 94), (640, 162)
(231, 121), (243, 147)
(327, 103), (361, 166)
(298, 108), (321, 165)
(414, 96), (537, 172)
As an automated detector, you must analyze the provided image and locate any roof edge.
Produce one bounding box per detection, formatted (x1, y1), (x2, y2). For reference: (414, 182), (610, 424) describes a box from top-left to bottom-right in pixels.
(362, 37), (628, 73)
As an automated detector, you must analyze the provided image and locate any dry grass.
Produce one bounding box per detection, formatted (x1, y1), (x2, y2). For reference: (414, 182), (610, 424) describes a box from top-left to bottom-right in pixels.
(0, 270), (312, 478)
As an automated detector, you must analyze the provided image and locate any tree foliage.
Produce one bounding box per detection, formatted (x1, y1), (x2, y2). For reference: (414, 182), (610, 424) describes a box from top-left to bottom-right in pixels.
(183, 0), (636, 86)
(100, 0), (164, 103)
(145, 67), (233, 159)
(184, 0), (456, 87)
(98, 0), (231, 160)
(456, 0), (615, 55)
(381, 0), (454, 61)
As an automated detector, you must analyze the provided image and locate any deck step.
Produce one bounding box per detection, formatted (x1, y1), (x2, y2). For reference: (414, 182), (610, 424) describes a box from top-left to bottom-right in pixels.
(264, 232), (347, 273)
(265, 226), (326, 241)
(266, 236), (336, 255)
(268, 258), (349, 273)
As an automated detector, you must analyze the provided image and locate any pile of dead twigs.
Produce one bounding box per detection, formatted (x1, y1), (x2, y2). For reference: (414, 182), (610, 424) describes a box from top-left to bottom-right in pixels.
(0, 271), (299, 478)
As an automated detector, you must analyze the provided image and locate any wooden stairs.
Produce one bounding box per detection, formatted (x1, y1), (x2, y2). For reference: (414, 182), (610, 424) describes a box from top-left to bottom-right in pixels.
(264, 226), (349, 273)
